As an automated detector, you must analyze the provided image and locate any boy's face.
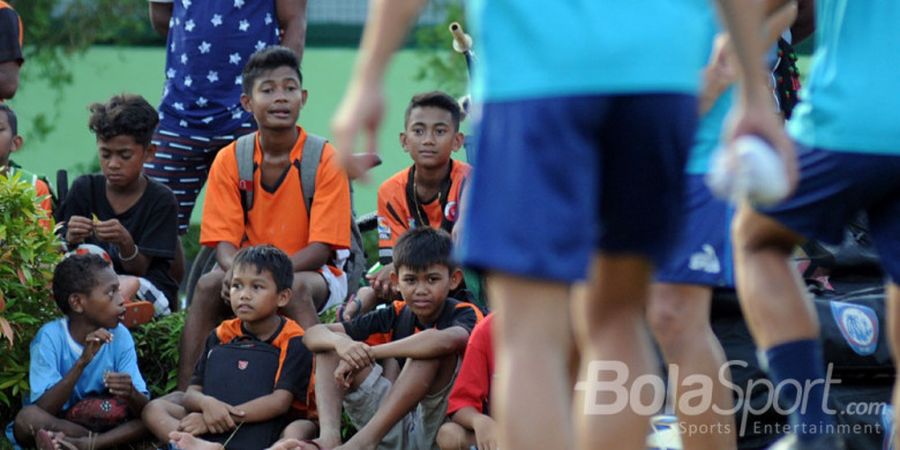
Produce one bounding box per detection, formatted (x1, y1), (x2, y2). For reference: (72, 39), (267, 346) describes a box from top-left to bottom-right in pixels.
(229, 263), (290, 325)
(400, 106), (463, 171)
(70, 266), (125, 329)
(0, 112), (22, 168)
(240, 66), (307, 131)
(98, 135), (153, 190)
(391, 264), (462, 324)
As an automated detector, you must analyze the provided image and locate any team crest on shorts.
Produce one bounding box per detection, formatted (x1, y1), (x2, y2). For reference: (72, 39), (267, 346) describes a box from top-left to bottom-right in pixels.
(830, 301), (878, 356)
(238, 360), (249, 370)
(444, 201), (459, 222)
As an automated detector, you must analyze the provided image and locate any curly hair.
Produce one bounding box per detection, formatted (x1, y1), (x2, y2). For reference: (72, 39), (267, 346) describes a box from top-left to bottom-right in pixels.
(52, 254), (111, 314)
(87, 94), (158, 146)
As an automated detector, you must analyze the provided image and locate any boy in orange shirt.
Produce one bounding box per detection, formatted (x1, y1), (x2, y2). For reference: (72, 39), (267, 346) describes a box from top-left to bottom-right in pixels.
(341, 91), (471, 321)
(0, 104), (52, 218)
(177, 46), (352, 389)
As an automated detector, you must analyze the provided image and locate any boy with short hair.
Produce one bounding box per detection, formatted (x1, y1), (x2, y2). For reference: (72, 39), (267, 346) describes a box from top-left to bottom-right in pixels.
(178, 46), (352, 389)
(8, 254), (150, 449)
(342, 91), (470, 321)
(301, 227), (483, 450)
(435, 313), (496, 450)
(142, 245), (315, 448)
(0, 104), (53, 217)
(57, 94), (180, 320)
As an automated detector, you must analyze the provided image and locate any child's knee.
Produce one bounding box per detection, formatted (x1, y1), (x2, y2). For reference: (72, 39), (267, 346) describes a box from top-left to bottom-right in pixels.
(13, 405), (47, 443)
(436, 421), (470, 450)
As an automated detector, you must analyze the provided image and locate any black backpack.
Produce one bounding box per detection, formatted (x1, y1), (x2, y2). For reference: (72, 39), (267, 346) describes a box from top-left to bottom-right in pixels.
(234, 132), (367, 300)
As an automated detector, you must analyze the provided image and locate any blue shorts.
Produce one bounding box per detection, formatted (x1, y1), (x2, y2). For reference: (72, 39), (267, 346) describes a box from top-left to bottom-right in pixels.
(655, 175), (735, 288)
(458, 94), (698, 282)
(758, 145), (900, 281)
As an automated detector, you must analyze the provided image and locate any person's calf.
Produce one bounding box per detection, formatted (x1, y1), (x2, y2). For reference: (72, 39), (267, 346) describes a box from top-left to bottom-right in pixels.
(13, 405), (90, 446)
(142, 393), (186, 442)
(178, 270), (227, 389)
(282, 419), (318, 441)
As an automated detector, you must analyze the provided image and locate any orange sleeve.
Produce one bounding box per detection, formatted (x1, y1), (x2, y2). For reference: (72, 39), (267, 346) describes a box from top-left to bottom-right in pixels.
(199, 143), (246, 248)
(34, 179), (52, 230)
(376, 171), (411, 257)
(307, 143), (351, 249)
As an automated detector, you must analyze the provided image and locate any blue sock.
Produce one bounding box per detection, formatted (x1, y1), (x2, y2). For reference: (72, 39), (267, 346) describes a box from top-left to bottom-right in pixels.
(764, 339), (834, 442)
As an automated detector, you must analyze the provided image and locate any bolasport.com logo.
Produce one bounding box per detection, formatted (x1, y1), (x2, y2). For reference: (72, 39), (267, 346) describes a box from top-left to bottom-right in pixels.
(575, 360), (888, 438)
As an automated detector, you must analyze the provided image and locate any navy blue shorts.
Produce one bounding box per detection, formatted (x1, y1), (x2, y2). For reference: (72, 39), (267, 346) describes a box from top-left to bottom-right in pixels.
(144, 126), (254, 233)
(655, 175), (735, 288)
(458, 94), (698, 282)
(757, 145), (900, 281)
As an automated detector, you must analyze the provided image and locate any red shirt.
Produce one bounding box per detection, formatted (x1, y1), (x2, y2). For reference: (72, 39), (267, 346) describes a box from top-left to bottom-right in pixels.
(447, 313), (494, 416)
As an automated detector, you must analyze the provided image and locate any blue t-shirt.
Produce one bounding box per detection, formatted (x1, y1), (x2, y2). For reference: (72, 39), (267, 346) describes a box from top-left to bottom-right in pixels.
(158, 0), (280, 137)
(466, 0), (712, 101)
(788, 0), (900, 155)
(27, 319), (149, 410)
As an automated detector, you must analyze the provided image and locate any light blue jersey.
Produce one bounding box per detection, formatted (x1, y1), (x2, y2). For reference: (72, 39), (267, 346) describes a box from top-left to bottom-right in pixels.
(466, 0), (711, 101)
(27, 319), (149, 409)
(788, 0), (900, 155)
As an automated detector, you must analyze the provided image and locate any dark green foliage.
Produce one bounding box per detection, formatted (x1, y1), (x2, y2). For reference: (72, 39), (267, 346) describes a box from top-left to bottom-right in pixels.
(0, 172), (63, 426)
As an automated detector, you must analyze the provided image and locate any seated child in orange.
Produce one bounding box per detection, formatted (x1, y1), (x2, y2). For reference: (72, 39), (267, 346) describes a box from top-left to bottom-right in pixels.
(0, 104), (52, 220)
(178, 46), (351, 390)
(142, 246), (315, 448)
(341, 91), (471, 321)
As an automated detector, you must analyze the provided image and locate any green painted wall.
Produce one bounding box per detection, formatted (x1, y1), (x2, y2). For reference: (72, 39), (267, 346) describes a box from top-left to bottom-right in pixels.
(8, 46), (465, 222)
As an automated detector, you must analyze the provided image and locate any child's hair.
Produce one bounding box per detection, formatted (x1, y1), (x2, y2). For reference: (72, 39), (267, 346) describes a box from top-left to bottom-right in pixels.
(52, 254), (111, 314)
(0, 104), (17, 135)
(87, 94), (158, 147)
(242, 46), (303, 95)
(393, 227), (456, 273)
(404, 91), (464, 131)
(232, 245), (294, 292)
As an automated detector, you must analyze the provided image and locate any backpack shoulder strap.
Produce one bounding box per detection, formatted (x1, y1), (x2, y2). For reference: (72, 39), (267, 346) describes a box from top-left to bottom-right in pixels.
(235, 133), (257, 218)
(298, 133), (327, 216)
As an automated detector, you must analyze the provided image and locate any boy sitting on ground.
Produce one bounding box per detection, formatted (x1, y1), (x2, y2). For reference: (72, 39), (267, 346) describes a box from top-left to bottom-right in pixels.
(436, 313), (496, 450)
(340, 91), (471, 321)
(142, 245), (315, 448)
(177, 45), (352, 389)
(0, 103), (52, 219)
(56, 94), (179, 323)
(8, 254), (150, 450)
(299, 227), (483, 450)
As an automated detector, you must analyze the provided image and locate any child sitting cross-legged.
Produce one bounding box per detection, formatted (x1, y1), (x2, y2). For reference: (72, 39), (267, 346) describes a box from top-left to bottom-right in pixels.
(294, 227), (484, 450)
(8, 253), (150, 450)
(141, 245), (314, 450)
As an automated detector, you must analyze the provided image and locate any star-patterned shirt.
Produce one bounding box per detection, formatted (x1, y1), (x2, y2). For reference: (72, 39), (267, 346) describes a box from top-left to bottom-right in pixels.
(154, 0), (281, 138)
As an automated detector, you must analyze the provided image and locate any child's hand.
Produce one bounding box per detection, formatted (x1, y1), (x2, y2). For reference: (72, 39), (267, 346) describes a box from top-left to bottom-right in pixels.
(366, 265), (395, 299)
(103, 372), (134, 398)
(333, 359), (356, 390)
(93, 219), (133, 247)
(473, 414), (499, 450)
(220, 267), (233, 304)
(200, 396), (245, 434)
(78, 329), (113, 365)
(65, 216), (94, 244)
(178, 412), (210, 436)
(334, 339), (373, 370)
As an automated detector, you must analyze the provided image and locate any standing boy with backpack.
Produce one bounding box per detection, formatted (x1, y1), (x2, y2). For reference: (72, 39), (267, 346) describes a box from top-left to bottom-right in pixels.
(177, 46), (352, 389)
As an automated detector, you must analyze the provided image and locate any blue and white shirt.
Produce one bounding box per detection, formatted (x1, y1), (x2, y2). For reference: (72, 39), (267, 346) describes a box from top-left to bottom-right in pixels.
(154, 0), (280, 138)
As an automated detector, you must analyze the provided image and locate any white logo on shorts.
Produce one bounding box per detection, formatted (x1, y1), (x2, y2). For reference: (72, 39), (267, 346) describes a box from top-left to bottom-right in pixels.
(689, 244), (721, 274)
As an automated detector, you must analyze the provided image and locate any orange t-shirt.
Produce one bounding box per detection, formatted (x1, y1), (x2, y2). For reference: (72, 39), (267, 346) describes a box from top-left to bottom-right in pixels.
(201, 127), (351, 259)
(34, 178), (52, 229)
(376, 160), (471, 260)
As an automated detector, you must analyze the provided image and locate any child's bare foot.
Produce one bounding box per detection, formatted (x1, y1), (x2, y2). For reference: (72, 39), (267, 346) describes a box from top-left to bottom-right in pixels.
(35, 431), (79, 450)
(169, 431), (225, 450)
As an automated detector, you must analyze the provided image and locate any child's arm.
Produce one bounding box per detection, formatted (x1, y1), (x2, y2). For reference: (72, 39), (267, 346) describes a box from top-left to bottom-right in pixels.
(104, 372), (148, 416)
(370, 326), (469, 361)
(303, 323), (375, 370)
(215, 242), (239, 271)
(182, 385), (247, 435)
(232, 389), (295, 423)
(287, 242), (331, 273)
(93, 219), (152, 275)
(34, 329), (112, 415)
(276, 0), (307, 61)
(451, 407), (498, 450)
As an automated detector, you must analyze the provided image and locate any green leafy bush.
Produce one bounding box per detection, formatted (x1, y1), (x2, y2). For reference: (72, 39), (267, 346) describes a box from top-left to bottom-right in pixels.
(132, 311), (184, 399)
(0, 172), (62, 426)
